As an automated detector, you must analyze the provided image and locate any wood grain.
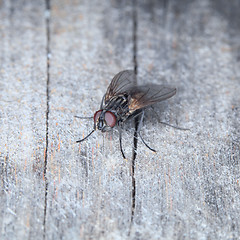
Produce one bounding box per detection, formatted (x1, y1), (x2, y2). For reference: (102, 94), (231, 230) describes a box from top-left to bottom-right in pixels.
(1, 0), (240, 239)
(133, 0), (240, 239)
(0, 0), (47, 239)
(44, 0), (134, 239)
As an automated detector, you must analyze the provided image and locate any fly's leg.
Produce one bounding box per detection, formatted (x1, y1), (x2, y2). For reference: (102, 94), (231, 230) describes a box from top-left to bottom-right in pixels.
(100, 94), (106, 109)
(117, 123), (126, 159)
(138, 132), (156, 152)
(137, 111), (156, 153)
(74, 116), (93, 119)
(158, 121), (190, 131)
(150, 106), (190, 131)
(76, 129), (95, 143)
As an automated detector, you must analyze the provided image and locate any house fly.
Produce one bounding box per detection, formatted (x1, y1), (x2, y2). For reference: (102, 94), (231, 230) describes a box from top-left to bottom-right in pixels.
(76, 70), (176, 159)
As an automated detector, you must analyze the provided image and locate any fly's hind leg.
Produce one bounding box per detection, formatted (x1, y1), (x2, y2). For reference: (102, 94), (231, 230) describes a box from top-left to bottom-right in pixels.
(137, 111), (156, 153)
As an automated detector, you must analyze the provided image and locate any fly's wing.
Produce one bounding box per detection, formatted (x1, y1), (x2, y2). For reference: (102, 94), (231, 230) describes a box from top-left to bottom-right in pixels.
(128, 84), (176, 113)
(105, 70), (136, 103)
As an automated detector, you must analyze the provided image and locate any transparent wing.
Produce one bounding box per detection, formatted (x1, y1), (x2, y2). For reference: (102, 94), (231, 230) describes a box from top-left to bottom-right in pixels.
(128, 84), (176, 112)
(105, 70), (136, 102)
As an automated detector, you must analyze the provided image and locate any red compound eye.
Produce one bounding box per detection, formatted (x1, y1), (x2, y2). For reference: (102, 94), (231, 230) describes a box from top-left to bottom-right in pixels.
(105, 111), (116, 127)
(94, 110), (102, 123)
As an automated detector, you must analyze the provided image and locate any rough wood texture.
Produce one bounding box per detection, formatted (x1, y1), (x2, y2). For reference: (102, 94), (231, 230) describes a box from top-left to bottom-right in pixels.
(134, 0), (240, 239)
(45, 0), (134, 239)
(0, 0), (47, 239)
(1, 0), (240, 239)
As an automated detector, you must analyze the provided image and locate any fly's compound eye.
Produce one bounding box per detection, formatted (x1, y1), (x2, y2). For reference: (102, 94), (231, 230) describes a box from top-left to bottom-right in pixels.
(105, 111), (116, 128)
(94, 110), (102, 123)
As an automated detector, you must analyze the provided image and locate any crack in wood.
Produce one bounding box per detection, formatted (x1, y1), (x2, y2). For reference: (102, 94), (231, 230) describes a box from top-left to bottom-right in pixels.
(129, 0), (138, 236)
(43, 0), (51, 239)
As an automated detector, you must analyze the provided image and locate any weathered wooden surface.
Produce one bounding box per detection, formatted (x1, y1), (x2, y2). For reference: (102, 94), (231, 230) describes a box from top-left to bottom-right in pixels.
(45, 0), (134, 239)
(134, 0), (240, 239)
(1, 0), (240, 239)
(0, 1), (47, 239)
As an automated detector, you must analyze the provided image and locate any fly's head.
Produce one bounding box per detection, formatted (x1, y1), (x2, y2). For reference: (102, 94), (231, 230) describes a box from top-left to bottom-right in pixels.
(93, 110), (117, 132)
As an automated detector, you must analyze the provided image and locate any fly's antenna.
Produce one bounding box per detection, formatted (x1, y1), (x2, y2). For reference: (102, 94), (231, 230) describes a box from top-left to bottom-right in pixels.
(76, 130), (95, 143)
(74, 115), (93, 120)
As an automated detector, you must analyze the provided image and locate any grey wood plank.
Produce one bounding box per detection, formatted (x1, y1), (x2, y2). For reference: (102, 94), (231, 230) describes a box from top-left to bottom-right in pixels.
(2, 0), (239, 239)
(0, 0), (47, 239)
(132, 0), (240, 239)
(45, 0), (134, 238)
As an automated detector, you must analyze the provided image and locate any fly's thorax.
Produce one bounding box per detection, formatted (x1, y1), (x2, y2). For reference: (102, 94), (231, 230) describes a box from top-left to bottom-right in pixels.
(104, 95), (128, 109)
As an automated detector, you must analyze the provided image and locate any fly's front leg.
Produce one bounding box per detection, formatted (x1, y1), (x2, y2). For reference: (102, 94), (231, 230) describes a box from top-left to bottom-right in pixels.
(74, 116), (93, 119)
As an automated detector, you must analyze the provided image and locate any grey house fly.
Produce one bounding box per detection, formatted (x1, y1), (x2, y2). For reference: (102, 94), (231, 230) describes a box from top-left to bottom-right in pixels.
(76, 70), (176, 159)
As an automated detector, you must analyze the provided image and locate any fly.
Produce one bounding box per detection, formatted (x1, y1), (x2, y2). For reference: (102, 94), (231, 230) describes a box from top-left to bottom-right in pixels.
(76, 70), (177, 159)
